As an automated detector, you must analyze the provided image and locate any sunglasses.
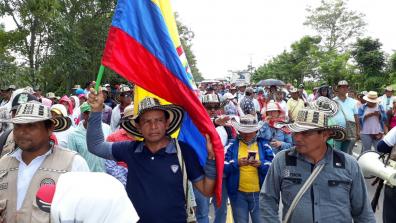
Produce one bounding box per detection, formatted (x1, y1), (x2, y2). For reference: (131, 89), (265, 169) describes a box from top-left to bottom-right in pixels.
(120, 93), (132, 98)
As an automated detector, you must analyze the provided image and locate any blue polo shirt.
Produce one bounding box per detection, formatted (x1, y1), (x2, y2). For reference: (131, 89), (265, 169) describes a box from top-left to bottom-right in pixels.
(112, 139), (204, 223)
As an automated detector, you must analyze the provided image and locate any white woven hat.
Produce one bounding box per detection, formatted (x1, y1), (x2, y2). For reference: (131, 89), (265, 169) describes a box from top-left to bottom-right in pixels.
(285, 108), (346, 141)
(231, 114), (263, 133)
(50, 104), (68, 117)
(309, 96), (339, 116)
(13, 102), (71, 132)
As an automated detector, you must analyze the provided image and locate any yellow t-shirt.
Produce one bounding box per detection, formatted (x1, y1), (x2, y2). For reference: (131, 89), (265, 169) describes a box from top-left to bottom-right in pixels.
(287, 98), (305, 121)
(238, 141), (260, 192)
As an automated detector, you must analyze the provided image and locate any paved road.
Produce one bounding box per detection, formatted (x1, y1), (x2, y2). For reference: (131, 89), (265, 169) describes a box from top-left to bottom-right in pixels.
(353, 141), (383, 222)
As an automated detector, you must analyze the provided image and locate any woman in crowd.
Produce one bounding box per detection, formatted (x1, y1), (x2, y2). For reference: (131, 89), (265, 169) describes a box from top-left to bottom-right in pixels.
(258, 101), (292, 154)
(358, 91), (387, 153)
(387, 98), (396, 130)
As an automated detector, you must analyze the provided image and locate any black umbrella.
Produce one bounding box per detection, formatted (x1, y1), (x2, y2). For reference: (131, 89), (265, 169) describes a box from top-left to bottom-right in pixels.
(256, 79), (285, 86)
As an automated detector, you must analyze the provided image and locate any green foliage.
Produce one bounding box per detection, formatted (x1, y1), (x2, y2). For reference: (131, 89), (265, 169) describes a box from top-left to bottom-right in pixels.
(389, 52), (396, 84)
(41, 0), (118, 93)
(176, 13), (203, 83)
(0, 0), (62, 85)
(390, 52), (396, 72)
(304, 0), (366, 52)
(317, 50), (351, 86)
(252, 36), (322, 86)
(1, 3), (203, 92)
(351, 37), (387, 91)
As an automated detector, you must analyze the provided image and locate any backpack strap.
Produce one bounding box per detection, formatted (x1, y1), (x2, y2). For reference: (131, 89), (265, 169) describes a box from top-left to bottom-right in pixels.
(285, 150), (297, 166)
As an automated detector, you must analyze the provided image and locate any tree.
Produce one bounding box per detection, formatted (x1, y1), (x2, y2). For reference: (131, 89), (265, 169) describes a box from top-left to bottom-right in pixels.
(252, 36), (322, 85)
(289, 35), (322, 83)
(304, 0), (366, 52)
(389, 52), (396, 84)
(175, 13), (203, 82)
(0, 0), (61, 85)
(351, 37), (386, 91)
(41, 0), (117, 93)
(317, 50), (351, 86)
(0, 23), (27, 87)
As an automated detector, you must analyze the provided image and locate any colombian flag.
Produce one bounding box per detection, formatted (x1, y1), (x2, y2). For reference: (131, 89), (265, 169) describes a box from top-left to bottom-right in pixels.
(101, 0), (224, 204)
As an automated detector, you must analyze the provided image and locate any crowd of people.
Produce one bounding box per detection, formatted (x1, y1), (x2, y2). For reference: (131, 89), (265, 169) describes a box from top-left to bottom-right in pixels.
(0, 78), (394, 222)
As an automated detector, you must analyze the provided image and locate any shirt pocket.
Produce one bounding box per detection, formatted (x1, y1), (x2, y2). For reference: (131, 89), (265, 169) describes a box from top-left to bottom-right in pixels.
(326, 179), (352, 204)
(31, 200), (50, 223)
(281, 177), (302, 206)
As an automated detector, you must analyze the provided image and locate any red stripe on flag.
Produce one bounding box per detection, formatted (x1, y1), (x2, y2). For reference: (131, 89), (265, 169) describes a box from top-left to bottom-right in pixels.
(102, 26), (224, 203)
(176, 46), (183, 56)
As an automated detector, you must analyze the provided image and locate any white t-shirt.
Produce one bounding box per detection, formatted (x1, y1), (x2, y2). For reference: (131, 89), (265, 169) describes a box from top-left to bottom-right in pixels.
(216, 126), (228, 147)
(51, 172), (139, 223)
(110, 105), (122, 132)
(54, 126), (75, 148)
(10, 148), (89, 210)
(383, 127), (396, 147)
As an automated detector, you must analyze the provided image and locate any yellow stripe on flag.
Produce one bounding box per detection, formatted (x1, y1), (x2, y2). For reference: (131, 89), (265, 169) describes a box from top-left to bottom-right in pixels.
(151, 0), (181, 48)
(151, 0), (197, 89)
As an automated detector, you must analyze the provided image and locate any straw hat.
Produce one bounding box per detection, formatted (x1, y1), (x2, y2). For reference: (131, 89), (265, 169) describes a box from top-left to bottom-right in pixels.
(120, 97), (184, 138)
(266, 101), (281, 112)
(285, 108), (345, 141)
(12, 102), (71, 132)
(50, 104), (68, 117)
(231, 114), (263, 133)
(121, 105), (134, 119)
(115, 85), (132, 103)
(363, 91), (380, 103)
(223, 92), (235, 100)
(72, 85), (81, 90)
(337, 80), (349, 86)
(46, 92), (57, 99)
(201, 94), (221, 109)
(289, 87), (298, 93)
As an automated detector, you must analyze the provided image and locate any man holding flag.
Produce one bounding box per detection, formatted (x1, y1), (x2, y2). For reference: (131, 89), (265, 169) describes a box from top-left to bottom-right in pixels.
(96, 0), (225, 208)
(87, 93), (217, 222)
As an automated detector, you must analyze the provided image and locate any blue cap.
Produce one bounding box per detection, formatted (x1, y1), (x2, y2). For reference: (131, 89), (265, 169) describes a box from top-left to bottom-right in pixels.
(75, 88), (84, 95)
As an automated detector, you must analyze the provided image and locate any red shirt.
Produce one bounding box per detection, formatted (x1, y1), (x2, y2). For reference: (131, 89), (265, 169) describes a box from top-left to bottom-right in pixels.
(106, 128), (134, 168)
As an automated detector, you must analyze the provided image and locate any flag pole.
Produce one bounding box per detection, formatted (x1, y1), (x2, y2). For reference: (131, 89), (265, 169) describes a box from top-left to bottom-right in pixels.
(95, 64), (105, 91)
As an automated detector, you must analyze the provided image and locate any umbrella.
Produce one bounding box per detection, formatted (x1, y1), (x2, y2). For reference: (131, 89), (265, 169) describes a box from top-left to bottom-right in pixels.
(256, 79), (285, 86)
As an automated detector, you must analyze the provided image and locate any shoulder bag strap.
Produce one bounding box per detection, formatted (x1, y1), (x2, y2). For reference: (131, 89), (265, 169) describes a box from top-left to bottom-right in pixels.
(175, 139), (196, 222)
(283, 163), (325, 223)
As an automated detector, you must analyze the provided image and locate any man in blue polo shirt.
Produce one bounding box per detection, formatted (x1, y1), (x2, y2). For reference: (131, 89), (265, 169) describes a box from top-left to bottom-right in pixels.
(333, 80), (360, 154)
(86, 92), (216, 223)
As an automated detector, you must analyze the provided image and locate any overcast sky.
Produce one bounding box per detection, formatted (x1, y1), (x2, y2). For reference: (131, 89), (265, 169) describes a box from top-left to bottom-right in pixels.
(171, 0), (396, 79)
(2, 0), (395, 80)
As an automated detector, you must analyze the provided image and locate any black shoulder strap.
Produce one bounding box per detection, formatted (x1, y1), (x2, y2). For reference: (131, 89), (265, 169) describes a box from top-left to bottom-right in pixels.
(224, 126), (234, 140)
(333, 150), (345, 169)
(285, 150), (297, 166)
